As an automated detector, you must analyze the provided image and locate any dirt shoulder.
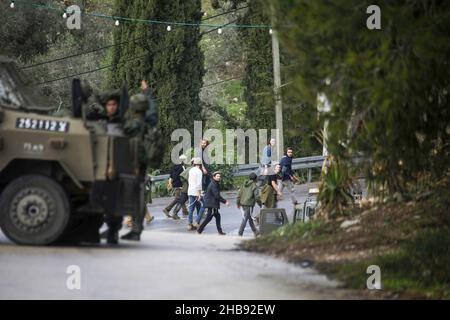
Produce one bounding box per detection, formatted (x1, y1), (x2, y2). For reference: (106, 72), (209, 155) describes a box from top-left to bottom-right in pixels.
(240, 176), (450, 299)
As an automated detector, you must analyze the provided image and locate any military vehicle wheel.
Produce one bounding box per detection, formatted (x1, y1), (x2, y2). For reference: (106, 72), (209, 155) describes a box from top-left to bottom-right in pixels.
(0, 175), (70, 245)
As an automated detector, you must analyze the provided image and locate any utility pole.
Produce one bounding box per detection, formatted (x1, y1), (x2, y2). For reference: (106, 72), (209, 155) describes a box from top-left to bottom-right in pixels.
(271, 26), (284, 161)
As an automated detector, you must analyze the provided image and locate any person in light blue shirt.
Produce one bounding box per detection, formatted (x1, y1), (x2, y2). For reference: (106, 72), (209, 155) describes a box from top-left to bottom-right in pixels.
(261, 138), (276, 175)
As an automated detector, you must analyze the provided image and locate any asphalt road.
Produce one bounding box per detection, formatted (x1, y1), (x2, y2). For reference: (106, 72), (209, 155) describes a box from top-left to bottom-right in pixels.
(0, 183), (356, 300)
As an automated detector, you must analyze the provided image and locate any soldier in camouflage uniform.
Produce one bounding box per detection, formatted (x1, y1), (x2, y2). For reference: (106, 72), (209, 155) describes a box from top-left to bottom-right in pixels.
(81, 79), (162, 243)
(82, 85), (124, 244)
(86, 89), (122, 124)
(120, 80), (163, 241)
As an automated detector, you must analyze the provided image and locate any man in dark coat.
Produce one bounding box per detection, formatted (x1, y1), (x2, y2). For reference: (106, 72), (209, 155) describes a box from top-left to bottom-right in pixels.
(197, 172), (229, 235)
(279, 147), (300, 204)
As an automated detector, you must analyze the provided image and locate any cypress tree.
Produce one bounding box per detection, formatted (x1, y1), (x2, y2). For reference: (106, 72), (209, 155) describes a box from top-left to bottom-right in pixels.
(109, 0), (205, 170)
(238, 1), (321, 156)
(239, 1), (275, 131)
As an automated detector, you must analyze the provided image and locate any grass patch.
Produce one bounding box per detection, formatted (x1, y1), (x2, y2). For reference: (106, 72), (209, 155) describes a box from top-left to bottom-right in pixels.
(320, 230), (450, 299)
(241, 175), (450, 299)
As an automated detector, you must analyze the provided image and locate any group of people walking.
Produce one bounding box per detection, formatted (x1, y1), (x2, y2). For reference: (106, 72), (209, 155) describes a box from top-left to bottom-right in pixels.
(82, 78), (298, 242)
(161, 139), (229, 234)
(159, 138), (299, 237)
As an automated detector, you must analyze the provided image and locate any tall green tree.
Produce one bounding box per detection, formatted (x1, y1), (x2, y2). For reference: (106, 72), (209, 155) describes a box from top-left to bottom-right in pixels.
(110, 0), (205, 170)
(1, 1), (116, 111)
(0, 1), (63, 61)
(270, 0), (450, 194)
(210, 0), (275, 131)
(239, 1), (275, 131)
(212, 0), (321, 157)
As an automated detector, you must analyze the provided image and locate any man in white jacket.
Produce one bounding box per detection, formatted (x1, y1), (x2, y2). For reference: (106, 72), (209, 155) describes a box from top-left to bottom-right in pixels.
(187, 157), (205, 230)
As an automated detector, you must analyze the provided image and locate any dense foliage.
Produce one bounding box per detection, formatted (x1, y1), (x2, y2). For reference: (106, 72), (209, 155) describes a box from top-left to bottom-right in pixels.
(1, 1), (115, 110)
(232, 0), (322, 157)
(270, 0), (450, 194)
(318, 158), (354, 218)
(239, 1), (275, 131)
(0, 1), (63, 62)
(109, 0), (205, 170)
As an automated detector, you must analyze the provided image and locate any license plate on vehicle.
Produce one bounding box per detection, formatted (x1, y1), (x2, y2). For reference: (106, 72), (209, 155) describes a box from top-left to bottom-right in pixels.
(16, 118), (70, 133)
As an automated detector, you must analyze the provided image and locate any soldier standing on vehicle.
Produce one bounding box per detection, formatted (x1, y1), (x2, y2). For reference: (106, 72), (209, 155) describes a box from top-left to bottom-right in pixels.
(120, 80), (163, 241)
(86, 89), (122, 124)
(87, 90), (123, 244)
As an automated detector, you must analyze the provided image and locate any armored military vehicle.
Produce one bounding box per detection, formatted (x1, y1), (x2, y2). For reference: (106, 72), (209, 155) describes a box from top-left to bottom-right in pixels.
(0, 56), (150, 245)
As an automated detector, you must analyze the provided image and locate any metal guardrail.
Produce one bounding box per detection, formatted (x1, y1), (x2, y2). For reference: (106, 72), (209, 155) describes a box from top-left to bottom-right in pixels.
(151, 155), (325, 182)
(152, 174), (170, 183)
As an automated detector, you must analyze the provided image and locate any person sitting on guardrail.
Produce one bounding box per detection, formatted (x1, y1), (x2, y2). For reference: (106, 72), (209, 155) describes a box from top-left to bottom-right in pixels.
(237, 173), (261, 237)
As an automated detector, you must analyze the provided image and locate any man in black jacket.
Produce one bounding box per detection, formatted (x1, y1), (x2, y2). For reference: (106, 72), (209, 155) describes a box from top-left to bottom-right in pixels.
(163, 155), (188, 220)
(197, 172), (229, 235)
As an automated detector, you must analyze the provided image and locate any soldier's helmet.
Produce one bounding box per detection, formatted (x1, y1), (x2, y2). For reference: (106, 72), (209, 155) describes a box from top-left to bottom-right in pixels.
(129, 93), (148, 113)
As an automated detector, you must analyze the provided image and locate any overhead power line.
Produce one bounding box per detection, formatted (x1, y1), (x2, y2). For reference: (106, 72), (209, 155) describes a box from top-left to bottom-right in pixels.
(23, 41), (125, 70)
(9, 0), (272, 29)
(35, 65), (112, 85)
(201, 18), (240, 36)
(35, 40), (236, 85)
(22, 32), (167, 70)
(21, 5), (252, 70)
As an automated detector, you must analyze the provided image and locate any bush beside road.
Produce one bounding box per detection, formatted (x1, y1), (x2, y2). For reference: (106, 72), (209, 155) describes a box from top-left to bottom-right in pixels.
(241, 175), (450, 299)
